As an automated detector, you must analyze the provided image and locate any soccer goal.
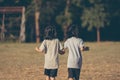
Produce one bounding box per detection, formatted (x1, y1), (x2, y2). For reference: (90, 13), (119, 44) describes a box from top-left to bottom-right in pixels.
(0, 7), (25, 42)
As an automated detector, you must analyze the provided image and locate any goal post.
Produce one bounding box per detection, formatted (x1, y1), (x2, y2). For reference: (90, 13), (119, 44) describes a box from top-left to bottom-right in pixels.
(0, 7), (26, 42)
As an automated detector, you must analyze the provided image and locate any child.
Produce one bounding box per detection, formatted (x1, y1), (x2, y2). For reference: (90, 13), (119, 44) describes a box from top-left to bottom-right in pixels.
(64, 25), (86, 80)
(35, 25), (64, 80)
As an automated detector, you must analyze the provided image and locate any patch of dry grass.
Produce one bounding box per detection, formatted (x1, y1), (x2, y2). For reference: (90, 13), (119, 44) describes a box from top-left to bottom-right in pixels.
(0, 42), (120, 80)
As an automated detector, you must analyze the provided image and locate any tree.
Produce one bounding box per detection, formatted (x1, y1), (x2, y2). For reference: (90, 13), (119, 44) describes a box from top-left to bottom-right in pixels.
(26, 0), (41, 43)
(0, 0), (32, 42)
(56, 0), (72, 37)
(0, 14), (5, 41)
(19, 7), (26, 42)
(34, 0), (41, 43)
(81, 1), (109, 42)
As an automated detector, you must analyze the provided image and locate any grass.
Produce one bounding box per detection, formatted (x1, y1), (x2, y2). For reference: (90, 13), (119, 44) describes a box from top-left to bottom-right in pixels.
(0, 42), (120, 80)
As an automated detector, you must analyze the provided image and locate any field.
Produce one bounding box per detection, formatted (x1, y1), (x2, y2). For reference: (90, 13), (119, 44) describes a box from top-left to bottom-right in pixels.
(0, 42), (120, 80)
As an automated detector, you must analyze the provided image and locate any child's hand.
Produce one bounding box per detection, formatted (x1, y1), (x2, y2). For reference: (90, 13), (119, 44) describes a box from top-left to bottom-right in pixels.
(35, 47), (39, 51)
(83, 46), (90, 51)
(35, 47), (41, 52)
(59, 49), (65, 55)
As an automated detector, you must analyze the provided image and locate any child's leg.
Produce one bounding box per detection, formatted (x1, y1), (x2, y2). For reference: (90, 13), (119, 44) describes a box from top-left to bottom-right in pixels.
(44, 69), (50, 80)
(74, 69), (80, 80)
(50, 77), (55, 80)
(68, 68), (74, 80)
(45, 75), (50, 80)
(68, 78), (74, 80)
(49, 69), (57, 80)
(68, 68), (80, 80)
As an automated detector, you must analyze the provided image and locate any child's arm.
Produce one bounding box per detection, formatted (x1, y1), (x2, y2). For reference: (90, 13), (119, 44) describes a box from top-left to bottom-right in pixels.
(80, 47), (84, 51)
(80, 46), (89, 51)
(35, 47), (43, 53)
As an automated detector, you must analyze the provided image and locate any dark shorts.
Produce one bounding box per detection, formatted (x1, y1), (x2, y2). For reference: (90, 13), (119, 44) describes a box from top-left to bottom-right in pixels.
(68, 68), (80, 80)
(44, 69), (58, 77)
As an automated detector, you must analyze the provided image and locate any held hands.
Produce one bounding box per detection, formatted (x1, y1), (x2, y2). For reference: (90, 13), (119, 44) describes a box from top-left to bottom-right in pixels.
(59, 49), (65, 55)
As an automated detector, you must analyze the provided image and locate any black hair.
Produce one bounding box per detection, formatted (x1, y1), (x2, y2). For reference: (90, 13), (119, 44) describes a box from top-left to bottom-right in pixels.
(44, 25), (57, 40)
(66, 25), (80, 39)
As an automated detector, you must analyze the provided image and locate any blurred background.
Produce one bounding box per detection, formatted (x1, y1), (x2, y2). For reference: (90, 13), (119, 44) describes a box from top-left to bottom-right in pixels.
(0, 0), (120, 42)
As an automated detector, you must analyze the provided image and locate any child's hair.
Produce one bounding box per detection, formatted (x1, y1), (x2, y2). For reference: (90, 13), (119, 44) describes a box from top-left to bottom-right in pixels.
(44, 25), (57, 40)
(66, 25), (80, 39)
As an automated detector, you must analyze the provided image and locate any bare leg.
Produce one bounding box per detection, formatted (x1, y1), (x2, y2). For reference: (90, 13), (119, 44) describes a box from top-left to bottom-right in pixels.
(46, 76), (50, 80)
(50, 77), (55, 80)
(68, 78), (74, 80)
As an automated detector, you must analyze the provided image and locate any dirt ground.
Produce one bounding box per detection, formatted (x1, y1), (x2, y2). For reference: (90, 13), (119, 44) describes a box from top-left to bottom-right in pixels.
(0, 42), (120, 80)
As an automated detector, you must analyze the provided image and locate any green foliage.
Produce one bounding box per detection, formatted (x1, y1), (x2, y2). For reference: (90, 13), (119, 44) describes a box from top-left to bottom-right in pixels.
(56, 0), (78, 29)
(72, 0), (82, 7)
(25, 0), (40, 17)
(56, 15), (66, 25)
(81, 3), (109, 31)
(0, 0), (120, 42)
(56, 12), (72, 27)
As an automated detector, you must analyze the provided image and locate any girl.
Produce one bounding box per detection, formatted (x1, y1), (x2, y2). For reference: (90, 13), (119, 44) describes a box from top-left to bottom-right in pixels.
(64, 25), (85, 80)
(35, 25), (64, 80)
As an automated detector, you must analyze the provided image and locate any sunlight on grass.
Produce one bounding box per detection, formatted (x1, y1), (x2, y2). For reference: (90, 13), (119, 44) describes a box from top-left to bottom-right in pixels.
(0, 42), (120, 80)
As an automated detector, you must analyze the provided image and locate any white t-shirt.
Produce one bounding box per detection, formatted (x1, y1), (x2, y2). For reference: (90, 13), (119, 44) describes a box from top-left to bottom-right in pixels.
(64, 37), (84, 68)
(39, 39), (63, 69)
